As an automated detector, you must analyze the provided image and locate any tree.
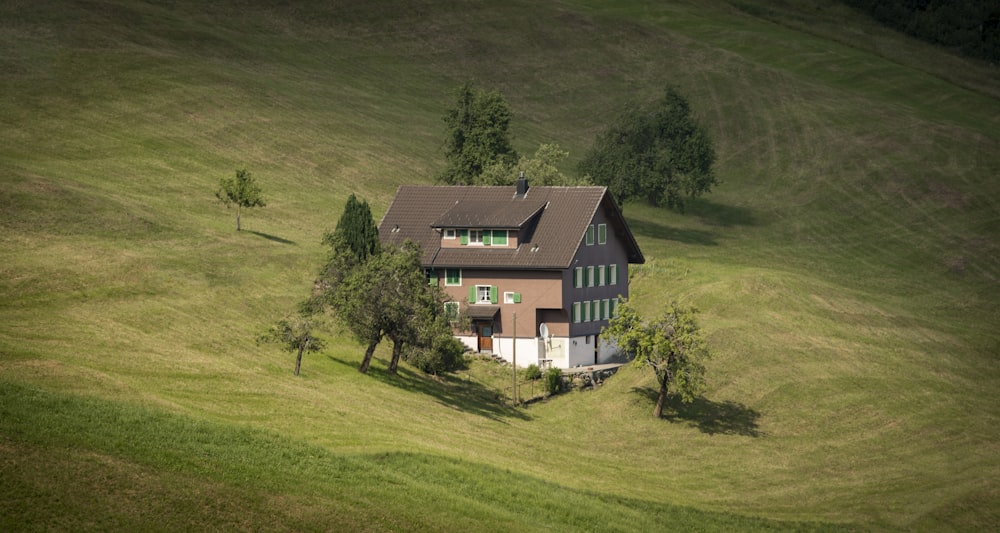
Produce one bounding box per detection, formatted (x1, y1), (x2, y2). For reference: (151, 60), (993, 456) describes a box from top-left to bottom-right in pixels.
(257, 311), (326, 376)
(323, 194), (379, 263)
(437, 81), (518, 185)
(602, 297), (710, 418)
(579, 87), (717, 211)
(479, 143), (590, 186)
(216, 168), (266, 231)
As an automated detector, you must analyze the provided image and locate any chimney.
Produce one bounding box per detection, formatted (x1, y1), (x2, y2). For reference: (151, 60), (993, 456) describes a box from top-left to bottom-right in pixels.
(515, 170), (529, 198)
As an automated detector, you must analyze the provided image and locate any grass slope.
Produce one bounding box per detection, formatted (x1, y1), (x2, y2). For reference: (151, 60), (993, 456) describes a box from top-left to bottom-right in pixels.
(1, 0), (998, 530)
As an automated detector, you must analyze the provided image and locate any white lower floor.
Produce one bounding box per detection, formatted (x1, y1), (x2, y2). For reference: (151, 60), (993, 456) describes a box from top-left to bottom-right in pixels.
(457, 334), (619, 369)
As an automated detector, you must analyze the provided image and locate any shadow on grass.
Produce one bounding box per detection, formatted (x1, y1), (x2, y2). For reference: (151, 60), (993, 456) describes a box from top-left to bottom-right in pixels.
(631, 387), (763, 437)
(249, 230), (295, 244)
(328, 356), (530, 422)
(685, 198), (759, 228)
(627, 218), (719, 246)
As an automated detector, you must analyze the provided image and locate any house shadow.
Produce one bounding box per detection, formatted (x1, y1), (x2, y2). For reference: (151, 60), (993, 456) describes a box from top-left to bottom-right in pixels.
(249, 230), (295, 245)
(631, 387), (763, 437)
(327, 355), (530, 423)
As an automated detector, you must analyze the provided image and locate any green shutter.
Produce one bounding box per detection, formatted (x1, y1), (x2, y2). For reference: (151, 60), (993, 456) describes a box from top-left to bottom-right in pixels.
(490, 286), (498, 304)
(513, 292), (521, 303)
(468, 285), (476, 303)
(586, 224), (595, 245)
(483, 230), (492, 246)
(428, 269), (436, 286)
(492, 231), (507, 245)
(573, 268), (579, 288)
(460, 229), (468, 245)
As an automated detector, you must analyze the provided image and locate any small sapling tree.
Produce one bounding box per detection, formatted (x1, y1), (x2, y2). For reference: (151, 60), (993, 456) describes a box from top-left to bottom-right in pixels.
(602, 297), (710, 418)
(216, 168), (266, 231)
(258, 311), (325, 376)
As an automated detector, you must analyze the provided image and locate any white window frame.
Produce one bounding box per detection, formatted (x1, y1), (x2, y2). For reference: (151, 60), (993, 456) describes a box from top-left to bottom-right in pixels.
(468, 229), (484, 246)
(444, 229), (456, 239)
(476, 285), (492, 304)
(610, 264), (618, 286)
(587, 266), (594, 287)
(598, 265), (606, 287)
(445, 268), (462, 287)
(583, 300), (591, 322)
(602, 299), (610, 321)
(504, 291), (516, 304)
(574, 267), (583, 288)
(598, 223), (607, 245)
(586, 224), (595, 246)
(572, 302), (581, 323)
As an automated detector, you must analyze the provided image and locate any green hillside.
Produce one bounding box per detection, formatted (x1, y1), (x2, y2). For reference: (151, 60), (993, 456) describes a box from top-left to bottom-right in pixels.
(2, 0), (998, 530)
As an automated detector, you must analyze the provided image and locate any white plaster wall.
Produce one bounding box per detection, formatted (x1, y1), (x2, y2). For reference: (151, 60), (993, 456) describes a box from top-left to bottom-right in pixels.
(456, 335), (478, 353)
(566, 336), (597, 368)
(539, 337), (568, 369)
(493, 337), (542, 367)
(597, 337), (620, 364)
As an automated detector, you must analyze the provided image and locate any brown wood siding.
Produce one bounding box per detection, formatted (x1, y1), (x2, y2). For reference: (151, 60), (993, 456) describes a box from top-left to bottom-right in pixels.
(441, 269), (562, 338)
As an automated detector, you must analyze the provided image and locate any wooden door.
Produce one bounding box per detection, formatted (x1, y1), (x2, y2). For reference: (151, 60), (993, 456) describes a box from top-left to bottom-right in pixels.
(478, 323), (493, 352)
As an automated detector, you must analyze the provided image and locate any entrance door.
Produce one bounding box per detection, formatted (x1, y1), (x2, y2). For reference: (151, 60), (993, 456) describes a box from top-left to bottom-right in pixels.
(478, 322), (493, 353)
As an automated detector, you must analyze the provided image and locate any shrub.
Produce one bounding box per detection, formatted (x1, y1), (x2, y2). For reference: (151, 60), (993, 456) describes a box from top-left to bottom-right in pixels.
(405, 334), (467, 374)
(544, 368), (563, 395)
(524, 364), (542, 381)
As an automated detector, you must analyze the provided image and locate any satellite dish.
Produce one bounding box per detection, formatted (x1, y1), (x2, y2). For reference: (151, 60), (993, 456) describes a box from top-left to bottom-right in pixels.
(539, 323), (549, 338)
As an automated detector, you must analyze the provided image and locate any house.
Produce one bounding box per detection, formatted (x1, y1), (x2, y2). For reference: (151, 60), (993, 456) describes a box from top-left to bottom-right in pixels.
(378, 177), (644, 369)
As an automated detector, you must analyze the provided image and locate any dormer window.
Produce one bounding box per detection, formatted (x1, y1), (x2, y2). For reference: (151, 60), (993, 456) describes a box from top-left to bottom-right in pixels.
(469, 230), (484, 245)
(452, 229), (510, 247)
(444, 229), (456, 239)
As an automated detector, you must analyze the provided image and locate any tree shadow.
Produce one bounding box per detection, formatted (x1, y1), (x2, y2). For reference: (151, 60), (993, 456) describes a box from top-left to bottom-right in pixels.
(631, 387), (763, 437)
(249, 230), (295, 245)
(627, 218), (719, 246)
(328, 355), (530, 422)
(685, 198), (760, 228)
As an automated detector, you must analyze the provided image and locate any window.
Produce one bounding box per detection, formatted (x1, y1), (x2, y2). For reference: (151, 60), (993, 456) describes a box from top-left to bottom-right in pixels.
(611, 297), (619, 318)
(602, 299), (610, 321)
(444, 229), (456, 239)
(587, 266), (594, 287)
(491, 230), (508, 246)
(598, 265), (606, 286)
(586, 224), (595, 246)
(574, 267), (583, 288)
(444, 302), (459, 321)
(504, 291), (521, 304)
(445, 268), (461, 286)
(598, 223), (607, 245)
(426, 269), (436, 286)
(472, 285), (496, 304)
(469, 230), (484, 245)
(610, 264), (618, 286)
(592, 300), (600, 321)
(572, 302), (581, 323)
(583, 300), (591, 322)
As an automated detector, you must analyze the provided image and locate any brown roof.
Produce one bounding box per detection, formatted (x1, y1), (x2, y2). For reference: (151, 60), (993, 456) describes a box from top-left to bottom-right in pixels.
(378, 184), (644, 269)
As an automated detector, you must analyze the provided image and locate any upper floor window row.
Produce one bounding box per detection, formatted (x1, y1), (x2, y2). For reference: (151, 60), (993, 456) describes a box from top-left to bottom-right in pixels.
(585, 223), (608, 246)
(444, 229), (510, 247)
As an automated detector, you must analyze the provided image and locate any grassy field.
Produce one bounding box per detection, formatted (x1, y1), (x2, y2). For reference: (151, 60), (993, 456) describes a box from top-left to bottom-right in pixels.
(2, 0), (998, 530)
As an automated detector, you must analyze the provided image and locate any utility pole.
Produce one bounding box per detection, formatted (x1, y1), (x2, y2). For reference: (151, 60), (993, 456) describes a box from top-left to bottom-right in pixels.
(512, 312), (517, 405)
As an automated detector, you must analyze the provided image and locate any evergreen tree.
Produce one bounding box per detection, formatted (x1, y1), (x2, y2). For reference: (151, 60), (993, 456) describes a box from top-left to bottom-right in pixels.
(324, 194), (379, 263)
(437, 81), (518, 185)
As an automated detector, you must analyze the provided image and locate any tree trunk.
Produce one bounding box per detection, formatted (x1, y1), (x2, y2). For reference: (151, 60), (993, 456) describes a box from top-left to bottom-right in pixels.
(358, 340), (378, 373)
(653, 374), (669, 418)
(294, 340), (307, 376)
(387, 339), (403, 374)
(236, 205), (242, 231)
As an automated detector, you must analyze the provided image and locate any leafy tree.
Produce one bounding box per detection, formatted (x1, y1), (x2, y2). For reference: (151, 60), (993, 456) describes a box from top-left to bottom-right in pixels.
(216, 168), (266, 231)
(257, 311), (325, 376)
(579, 87), (717, 211)
(479, 143), (589, 186)
(437, 81), (518, 185)
(602, 297), (710, 418)
(323, 194), (379, 263)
